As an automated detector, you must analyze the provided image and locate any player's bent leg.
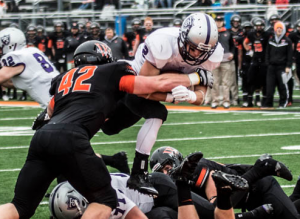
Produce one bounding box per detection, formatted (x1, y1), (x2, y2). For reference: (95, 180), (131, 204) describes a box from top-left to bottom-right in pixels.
(82, 203), (112, 219)
(0, 203), (19, 219)
(102, 101), (141, 135)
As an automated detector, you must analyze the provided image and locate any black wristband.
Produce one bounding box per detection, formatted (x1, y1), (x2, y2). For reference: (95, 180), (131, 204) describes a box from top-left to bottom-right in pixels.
(216, 187), (232, 210)
(176, 180), (193, 206)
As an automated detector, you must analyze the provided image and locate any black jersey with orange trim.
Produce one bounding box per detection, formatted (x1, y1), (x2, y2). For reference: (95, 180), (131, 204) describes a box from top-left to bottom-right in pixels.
(49, 61), (135, 138)
(244, 31), (271, 61)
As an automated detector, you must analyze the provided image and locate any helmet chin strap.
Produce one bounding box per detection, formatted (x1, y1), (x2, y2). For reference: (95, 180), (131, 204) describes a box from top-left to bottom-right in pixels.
(74, 199), (83, 215)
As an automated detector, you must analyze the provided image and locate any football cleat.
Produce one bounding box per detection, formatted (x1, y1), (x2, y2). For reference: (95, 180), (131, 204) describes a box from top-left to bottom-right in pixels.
(127, 172), (158, 197)
(212, 170), (249, 191)
(254, 154), (293, 181)
(111, 151), (130, 174)
(169, 151), (203, 184)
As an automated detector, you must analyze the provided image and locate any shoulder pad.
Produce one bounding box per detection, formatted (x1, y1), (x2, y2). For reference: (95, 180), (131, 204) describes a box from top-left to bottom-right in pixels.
(146, 34), (172, 61)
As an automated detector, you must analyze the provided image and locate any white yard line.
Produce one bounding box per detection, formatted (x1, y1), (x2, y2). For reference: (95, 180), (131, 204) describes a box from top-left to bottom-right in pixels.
(0, 117), (35, 121)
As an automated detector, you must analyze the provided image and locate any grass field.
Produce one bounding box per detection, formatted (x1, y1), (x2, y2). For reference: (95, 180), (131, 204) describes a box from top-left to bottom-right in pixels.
(0, 90), (300, 218)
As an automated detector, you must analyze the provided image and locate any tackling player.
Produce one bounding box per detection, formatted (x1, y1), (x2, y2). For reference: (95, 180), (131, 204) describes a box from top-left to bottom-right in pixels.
(0, 27), (60, 108)
(0, 40), (211, 219)
(101, 12), (223, 195)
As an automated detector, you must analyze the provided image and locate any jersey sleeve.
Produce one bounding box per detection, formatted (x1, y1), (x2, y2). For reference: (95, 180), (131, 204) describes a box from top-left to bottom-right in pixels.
(143, 34), (173, 69)
(110, 190), (136, 219)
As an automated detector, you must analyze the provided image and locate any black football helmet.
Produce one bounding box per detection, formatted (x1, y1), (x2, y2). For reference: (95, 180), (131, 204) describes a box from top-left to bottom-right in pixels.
(73, 40), (113, 67)
(26, 24), (37, 37)
(253, 18), (265, 33)
(269, 14), (280, 25)
(150, 146), (183, 172)
(230, 14), (241, 28)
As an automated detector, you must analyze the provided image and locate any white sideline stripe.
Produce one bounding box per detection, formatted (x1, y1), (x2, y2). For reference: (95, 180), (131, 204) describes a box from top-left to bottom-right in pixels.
(1, 132), (300, 149)
(92, 132), (300, 145)
(206, 152), (300, 160)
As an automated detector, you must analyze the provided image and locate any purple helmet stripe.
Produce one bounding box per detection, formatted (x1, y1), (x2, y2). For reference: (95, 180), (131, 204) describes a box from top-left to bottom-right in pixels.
(204, 14), (211, 45)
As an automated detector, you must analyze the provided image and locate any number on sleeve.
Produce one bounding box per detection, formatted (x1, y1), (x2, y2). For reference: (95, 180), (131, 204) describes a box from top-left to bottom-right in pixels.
(33, 53), (54, 73)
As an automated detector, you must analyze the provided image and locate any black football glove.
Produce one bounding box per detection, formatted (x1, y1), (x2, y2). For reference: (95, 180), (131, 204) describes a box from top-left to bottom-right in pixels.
(195, 68), (214, 89)
(32, 108), (50, 130)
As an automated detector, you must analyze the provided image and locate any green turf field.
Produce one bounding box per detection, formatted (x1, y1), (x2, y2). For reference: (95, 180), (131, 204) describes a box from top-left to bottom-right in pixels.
(0, 92), (300, 218)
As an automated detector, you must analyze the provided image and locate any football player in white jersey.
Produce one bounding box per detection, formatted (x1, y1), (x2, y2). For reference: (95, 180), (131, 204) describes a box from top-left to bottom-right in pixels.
(0, 27), (60, 108)
(101, 13), (224, 195)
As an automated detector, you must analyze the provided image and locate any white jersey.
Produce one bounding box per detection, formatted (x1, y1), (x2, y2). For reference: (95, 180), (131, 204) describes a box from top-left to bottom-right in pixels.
(131, 27), (224, 75)
(1, 47), (59, 108)
(110, 173), (154, 219)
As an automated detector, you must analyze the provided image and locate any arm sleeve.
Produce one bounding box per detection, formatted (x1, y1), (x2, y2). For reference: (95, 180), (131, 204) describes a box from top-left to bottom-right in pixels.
(119, 75), (135, 93)
(265, 41), (270, 65)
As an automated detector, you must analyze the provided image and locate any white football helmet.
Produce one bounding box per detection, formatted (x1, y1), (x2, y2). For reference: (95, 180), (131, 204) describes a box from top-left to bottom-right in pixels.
(178, 13), (218, 66)
(0, 27), (26, 55)
(49, 182), (89, 219)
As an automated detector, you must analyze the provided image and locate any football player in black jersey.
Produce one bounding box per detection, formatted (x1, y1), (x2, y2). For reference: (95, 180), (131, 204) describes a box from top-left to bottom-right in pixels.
(150, 146), (298, 219)
(0, 40), (208, 219)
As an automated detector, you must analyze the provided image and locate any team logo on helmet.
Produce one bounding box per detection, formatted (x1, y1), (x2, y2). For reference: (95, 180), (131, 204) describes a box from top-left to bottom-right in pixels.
(182, 16), (194, 30)
(1, 35), (10, 46)
(66, 195), (80, 210)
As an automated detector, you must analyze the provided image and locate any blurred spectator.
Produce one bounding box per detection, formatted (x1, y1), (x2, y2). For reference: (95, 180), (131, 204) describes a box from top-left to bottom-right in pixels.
(154, 0), (173, 8)
(265, 21), (292, 108)
(36, 25), (51, 57)
(172, 18), (182, 27)
(196, 0), (213, 6)
(132, 17), (155, 57)
(267, 14), (280, 36)
(26, 24), (37, 48)
(265, 0), (278, 21)
(243, 18), (270, 107)
(288, 20), (300, 106)
(6, 0), (19, 13)
(78, 21), (92, 44)
(0, 0), (7, 17)
(102, 27), (129, 60)
(64, 22), (81, 68)
(123, 18), (141, 59)
(48, 21), (69, 73)
(275, 0), (288, 9)
(284, 21), (295, 106)
(211, 15), (235, 109)
(228, 14), (243, 106)
(89, 21), (104, 41)
(86, 20), (92, 33)
(78, 0), (103, 10)
(237, 21), (253, 107)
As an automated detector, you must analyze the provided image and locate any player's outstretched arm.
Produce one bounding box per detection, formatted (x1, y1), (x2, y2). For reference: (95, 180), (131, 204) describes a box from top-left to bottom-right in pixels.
(0, 65), (24, 84)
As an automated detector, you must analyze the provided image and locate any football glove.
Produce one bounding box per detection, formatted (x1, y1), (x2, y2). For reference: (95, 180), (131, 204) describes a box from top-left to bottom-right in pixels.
(32, 108), (50, 130)
(195, 68), (214, 89)
(172, 85), (197, 103)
